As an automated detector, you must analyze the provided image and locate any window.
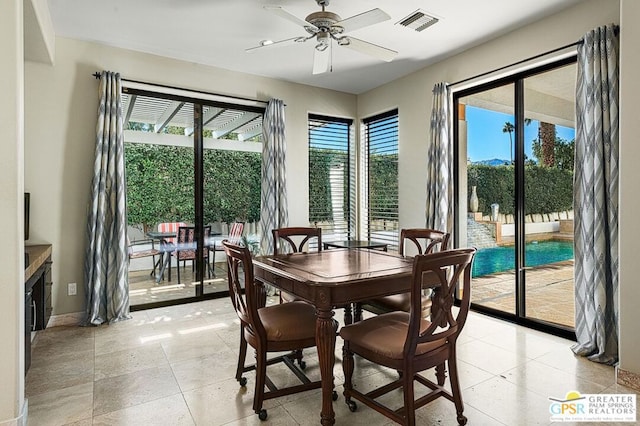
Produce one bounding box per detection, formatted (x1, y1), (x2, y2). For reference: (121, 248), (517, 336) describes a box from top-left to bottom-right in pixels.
(308, 114), (355, 242)
(362, 109), (399, 249)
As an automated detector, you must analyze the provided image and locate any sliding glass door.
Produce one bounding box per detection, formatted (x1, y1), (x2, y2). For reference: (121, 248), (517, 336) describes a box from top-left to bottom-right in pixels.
(455, 58), (576, 336)
(124, 89), (264, 309)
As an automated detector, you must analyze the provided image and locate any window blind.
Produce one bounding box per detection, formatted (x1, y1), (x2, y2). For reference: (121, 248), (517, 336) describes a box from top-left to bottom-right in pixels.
(308, 114), (355, 243)
(363, 109), (399, 250)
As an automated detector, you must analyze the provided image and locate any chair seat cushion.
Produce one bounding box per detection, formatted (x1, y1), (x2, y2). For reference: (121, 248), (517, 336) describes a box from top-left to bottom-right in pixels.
(129, 249), (160, 259)
(258, 301), (317, 342)
(339, 312), (443, 360)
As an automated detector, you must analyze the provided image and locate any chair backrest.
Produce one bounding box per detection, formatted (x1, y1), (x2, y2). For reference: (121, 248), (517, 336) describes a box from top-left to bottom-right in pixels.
(222, 240), (266, 339)
(405, 248), (476, 358)
(175, 225), (211, 260)
(228, 222), (245, 243)
(272, 227), (322, 255)
(158, 221), (186, 245)
(399, 228), (450, 256)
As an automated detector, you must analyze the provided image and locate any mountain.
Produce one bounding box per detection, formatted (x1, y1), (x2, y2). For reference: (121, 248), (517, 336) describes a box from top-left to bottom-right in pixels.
(473, 158), (511, 166)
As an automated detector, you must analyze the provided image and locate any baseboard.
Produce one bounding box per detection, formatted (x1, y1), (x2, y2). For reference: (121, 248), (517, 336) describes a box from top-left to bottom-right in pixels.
(0, 399), (27, 426)
(46, 311), (84, 327)
(616, 366), (640, 392)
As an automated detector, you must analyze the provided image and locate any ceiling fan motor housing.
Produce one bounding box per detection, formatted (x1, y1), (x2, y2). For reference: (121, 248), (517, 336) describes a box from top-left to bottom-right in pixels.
(306, 11), (341, 31)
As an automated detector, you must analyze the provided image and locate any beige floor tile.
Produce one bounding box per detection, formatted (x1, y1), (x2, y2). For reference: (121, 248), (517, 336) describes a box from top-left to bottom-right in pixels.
(502, 359), (608, 398)
(457, 339), (528, 375)
(535, 349), (616, 388)
(479, 326), (573, 359)
(93, 365), (181, 416)
(26, 382), (93, 426)
(464, 376), (554, 425)
(161, 327), (232, 363)
(223, 405), (299, 425)
(94, 343), (169, 380)
(92, 394), (195, 426)
(25, 350), (95, 396)
(170, 347), (242, 392)
(182, 377), (281, 425)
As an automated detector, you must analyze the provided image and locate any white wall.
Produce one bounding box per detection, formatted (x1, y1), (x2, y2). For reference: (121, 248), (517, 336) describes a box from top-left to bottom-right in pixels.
(0, 0), (26, 423)
(24, 37), (356, 315)
(618, 0), (640, 379)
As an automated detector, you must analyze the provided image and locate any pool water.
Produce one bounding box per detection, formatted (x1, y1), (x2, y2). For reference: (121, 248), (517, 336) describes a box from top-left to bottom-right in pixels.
(473, 240), (574, 277)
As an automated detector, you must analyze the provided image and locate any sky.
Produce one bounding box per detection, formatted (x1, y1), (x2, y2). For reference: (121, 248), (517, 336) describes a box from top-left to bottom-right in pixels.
(466, 106), (575, 163)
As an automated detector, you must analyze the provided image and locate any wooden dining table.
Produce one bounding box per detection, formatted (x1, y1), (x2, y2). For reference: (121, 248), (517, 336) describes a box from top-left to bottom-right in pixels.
(252, 248), (413, 426)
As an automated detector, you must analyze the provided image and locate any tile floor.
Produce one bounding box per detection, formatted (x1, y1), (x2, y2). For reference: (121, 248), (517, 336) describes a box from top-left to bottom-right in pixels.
(26, 297), (637, 425)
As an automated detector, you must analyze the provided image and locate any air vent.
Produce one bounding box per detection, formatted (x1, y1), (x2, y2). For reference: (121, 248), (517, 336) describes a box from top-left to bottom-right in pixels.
(396, 10), (439, 32)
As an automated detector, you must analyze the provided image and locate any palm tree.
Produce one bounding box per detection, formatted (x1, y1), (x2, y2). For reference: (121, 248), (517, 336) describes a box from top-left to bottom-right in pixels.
(502, 122), (515, 162)
(502, 119), (532, 163)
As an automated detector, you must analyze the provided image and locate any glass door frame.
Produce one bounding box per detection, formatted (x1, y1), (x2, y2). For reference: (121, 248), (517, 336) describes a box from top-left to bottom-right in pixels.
(453, 56), (577, 340)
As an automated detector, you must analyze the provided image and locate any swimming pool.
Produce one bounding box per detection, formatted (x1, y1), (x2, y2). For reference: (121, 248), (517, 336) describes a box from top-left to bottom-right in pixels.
(472, 240), (574, 277)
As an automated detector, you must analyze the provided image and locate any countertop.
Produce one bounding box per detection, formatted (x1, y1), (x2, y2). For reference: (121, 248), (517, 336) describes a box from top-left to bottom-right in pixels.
(25, 244), (52, 281)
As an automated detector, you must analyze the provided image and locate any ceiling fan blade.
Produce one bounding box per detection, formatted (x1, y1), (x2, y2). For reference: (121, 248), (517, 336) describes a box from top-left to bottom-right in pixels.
(335, 8), (390, 33)
(264, 5), (317, 30)
(245, 37), (303, 53)
(340, 36), (397, 62)
(312, 46), (331, 74)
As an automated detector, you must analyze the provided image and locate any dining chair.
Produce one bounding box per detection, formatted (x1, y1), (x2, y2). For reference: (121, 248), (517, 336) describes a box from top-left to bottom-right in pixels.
(172, 225), (212, 284)
(222, 239), (328, 421)
(272, 226), (358, 325)
(340, 247), (476, 425)
(355, 228), (450, 322)
(272, 227), (322, 303)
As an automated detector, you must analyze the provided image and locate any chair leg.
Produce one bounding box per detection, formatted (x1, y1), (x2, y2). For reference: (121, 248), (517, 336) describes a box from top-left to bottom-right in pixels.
(342, 342), (355, 409)
(343, 304), (353, 326)
(177, 258), (181, 284)
(353, 302), (362, 322)
(236, 326), (248, 386)
(253, 348), (267, 417)
(448, 352), (467, 425)
(403, 368), (416, 426)
(435, 362), (447, 386)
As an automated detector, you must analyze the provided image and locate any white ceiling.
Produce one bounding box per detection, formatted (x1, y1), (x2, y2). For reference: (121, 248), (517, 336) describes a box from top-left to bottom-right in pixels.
(48, 0), (585, 94)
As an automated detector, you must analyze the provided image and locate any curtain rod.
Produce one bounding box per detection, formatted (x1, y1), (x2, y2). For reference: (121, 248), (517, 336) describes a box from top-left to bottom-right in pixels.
(447, 25), (619, 88)
(92, 72), (269, 106)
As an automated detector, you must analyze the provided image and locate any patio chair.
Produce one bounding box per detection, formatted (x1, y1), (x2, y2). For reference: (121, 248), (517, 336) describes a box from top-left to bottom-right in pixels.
(172, 225), (213, 284)
(210, 222), (244, 274)
(340, 248), (476, 425)
(156, 221), (186, 282)
(127, 236), (160, 276)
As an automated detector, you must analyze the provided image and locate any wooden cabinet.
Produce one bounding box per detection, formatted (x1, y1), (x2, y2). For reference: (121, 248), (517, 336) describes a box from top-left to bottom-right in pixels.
(24, 245), (52, 373)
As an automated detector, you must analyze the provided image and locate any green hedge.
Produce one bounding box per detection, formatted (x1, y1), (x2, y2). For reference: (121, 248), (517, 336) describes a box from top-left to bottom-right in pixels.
(468, 164), (573, 216)
(125, 144), (261, 230)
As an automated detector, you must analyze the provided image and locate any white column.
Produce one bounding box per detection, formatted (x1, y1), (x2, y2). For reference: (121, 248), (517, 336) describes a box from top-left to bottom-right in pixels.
(0, 0), (26, 423)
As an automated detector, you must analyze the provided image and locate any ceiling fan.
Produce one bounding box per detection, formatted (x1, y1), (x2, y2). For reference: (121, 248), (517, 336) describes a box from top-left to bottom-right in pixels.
(246, 0), (398, 74)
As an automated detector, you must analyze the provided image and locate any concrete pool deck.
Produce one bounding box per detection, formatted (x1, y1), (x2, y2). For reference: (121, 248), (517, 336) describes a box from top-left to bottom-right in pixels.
(471, 260), (575, 328)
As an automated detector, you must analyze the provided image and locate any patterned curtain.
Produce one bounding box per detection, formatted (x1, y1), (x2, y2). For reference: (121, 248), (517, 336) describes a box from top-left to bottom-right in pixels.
(425, 82), (453, 235)
(83, 71), (130, 325)
(572, 25), (619, 365)
(259, 99), (288, 255)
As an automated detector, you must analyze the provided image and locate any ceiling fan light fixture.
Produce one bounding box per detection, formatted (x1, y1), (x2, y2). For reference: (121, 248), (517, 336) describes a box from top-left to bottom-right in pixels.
(337, 37), (350, 46)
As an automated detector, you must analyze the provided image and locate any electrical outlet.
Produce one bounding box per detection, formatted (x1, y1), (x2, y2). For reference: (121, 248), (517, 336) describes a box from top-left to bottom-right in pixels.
(68, 282), (77, 296)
